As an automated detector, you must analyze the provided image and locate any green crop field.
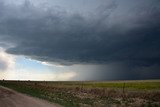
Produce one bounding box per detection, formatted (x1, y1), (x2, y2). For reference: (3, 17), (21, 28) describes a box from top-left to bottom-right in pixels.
(0, 80), (160, 107)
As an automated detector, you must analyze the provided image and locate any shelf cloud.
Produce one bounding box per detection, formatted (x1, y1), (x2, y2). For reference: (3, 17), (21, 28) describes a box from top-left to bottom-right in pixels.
(0, 0), (160, 80)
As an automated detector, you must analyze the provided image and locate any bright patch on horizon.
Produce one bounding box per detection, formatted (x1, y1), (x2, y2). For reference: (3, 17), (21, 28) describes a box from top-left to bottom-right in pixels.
(0, 48), (77, 81)
(0, 48), (15, 72)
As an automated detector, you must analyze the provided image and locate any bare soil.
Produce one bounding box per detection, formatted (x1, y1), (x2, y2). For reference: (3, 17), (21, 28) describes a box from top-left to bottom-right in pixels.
(0, 86), (61, 107)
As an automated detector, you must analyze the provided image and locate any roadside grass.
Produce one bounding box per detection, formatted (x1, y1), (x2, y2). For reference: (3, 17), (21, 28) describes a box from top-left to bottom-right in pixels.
(82, 81), (160, 90)
(0, 80), (160, 107)
(33, 80), (160, 90)
(0, 81), (81, 107)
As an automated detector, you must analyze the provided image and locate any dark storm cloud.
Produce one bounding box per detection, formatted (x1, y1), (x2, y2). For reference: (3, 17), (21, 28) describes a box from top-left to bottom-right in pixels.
(0, 0), (160, 79)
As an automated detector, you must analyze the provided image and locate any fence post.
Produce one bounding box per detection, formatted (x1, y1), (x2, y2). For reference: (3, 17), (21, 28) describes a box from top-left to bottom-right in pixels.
(123, 83), (125, 94)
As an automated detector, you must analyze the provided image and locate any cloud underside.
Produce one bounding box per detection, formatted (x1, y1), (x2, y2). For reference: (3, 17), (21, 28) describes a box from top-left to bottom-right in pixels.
(0, 0), (160, 80)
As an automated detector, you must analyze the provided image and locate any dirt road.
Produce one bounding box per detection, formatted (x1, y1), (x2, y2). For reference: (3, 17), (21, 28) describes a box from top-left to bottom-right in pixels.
(0, 86), (61, 107)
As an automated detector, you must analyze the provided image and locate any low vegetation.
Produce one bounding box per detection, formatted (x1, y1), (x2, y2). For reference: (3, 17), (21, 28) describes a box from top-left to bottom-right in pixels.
(0, 80), (160, 107)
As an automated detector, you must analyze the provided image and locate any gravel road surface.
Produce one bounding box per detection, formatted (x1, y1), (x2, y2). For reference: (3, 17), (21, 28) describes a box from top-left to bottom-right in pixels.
(0, 86), (61, 107)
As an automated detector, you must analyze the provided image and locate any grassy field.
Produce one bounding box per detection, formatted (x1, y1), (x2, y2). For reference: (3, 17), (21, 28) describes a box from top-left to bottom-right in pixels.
(0, 80), (160, 107)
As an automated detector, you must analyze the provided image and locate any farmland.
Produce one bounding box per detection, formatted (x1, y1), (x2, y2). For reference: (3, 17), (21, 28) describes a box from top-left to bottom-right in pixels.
(0, 80), (160, 107)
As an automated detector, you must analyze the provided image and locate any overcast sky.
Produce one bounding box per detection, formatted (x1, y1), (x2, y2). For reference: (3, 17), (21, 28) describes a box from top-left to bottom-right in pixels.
(0, 0), (160, 81)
